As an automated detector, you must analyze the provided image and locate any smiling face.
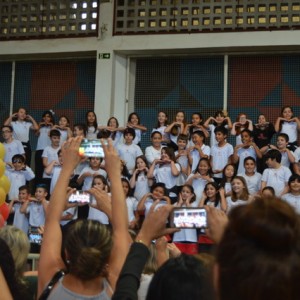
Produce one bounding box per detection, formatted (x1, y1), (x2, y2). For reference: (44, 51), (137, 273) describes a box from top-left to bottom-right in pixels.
(136, 157), (147, 170)
(241, 131), (252, 144)
(90, 157), (101, 169)
(158, 112), (167, 125)
(108, 117), (118, 128)
(152, 186), (165, 200)
(276, 136), (288, 149)
(151, 132), (162, 147)
(175, 112), (185, 123)
(244, 159), (256, 174)
(191, 114), (202, 125)
(231, 178), (245, 195)
(87, 112), (96, 124)
(282, 107), (293, 120)
(130, 114), (139, 125)
(35, 187), (47, 201)
(205, 183), (217, 200)
(258, 114), (266, 124)
(290, 179), (300, 194)
(59, 117), (69, 128)
(198, 159), (210, 175)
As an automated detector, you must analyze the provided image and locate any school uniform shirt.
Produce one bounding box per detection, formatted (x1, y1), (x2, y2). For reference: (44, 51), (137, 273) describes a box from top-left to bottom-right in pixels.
(133, 172), (150, 202)
(280, 150), (296, 168)
(208, 124), (229, 147)
(3, 140), (25, 163)
(294, 147), (300, 162)
(42, 146), (60, 178)
(133, 128), (143, 145)
(153, 162), (181, 197)
(226, 197), (248, 213)
(50, 165), (62, 194)
(190, 145), (211, 172)
(186, 173), (213, 205)
(126, 196), (138, 223)
(211, 143), (233, 178)
(145, 145), (163, 165)
(261, 166), (292, 197)
(237, 146), (257, 175)
(117, 143), (143, 174)
(57, 128), (69, 146)
(13, 202), (29, 234)
(60, 207), (78, 226)
(86, 126), (99, 140)
(36, 126), (52, 150)
(281, 121), (298, 144)
(27, 201), (48, 227)
(88, 194), (110, 224)
(144, 198), (168, 217)
(5, 167), (35, 200)
(238, 172), (262, 195)
(79, 166), (107, 191)
(151, 126), (170, 144)
(282, 193), (300, 214)
(11, 121), (32, 142)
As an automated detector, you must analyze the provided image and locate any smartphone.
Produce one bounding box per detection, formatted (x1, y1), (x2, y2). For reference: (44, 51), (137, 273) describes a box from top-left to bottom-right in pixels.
(79, 139), (106, 158)
(68, 190), (91, 204)
(29, 233), (43, 244)
(170, 207), (207, 229)
(29, 227), (43, 244)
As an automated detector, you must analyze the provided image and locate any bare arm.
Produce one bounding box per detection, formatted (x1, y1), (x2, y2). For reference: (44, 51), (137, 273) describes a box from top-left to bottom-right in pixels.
(38, 137), (83, 296)
(103, 139), (132, 290)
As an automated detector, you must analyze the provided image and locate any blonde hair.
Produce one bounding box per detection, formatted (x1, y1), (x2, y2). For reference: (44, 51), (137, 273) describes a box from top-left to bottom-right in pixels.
(0, 226), (30, 277)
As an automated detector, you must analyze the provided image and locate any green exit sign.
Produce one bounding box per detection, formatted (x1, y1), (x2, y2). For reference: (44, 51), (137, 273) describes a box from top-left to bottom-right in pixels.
(99, 53), (111, 59)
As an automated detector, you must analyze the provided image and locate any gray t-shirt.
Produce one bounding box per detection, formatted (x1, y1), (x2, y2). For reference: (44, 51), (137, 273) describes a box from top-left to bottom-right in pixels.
(48, 277), (111, 300)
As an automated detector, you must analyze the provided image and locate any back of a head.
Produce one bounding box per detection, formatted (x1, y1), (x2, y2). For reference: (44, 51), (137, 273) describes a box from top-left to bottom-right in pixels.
(146, 254), (214, 300)
(0, 238), (30, 300)
(63, 219), (112, 281)
(217, 196), (300, 300)
(0, 226), (30, 278)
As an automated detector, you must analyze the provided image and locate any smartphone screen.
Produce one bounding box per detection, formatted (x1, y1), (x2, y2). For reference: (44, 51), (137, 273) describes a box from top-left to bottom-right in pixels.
(79, 139), (105, 158)
(68, 190), (91, 204)
(29, 233), (43, 244)
(170, 207), (207, 229)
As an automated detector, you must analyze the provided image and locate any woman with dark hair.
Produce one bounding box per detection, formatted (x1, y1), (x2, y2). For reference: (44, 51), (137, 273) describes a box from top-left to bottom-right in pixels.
(38, 137), (131, 299)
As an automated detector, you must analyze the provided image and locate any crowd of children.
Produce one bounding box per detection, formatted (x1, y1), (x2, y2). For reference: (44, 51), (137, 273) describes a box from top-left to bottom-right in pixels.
(2, 105), (300, 255)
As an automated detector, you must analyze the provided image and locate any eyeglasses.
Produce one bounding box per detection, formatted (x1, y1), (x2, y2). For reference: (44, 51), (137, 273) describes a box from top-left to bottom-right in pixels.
(2, 130), (11, 134)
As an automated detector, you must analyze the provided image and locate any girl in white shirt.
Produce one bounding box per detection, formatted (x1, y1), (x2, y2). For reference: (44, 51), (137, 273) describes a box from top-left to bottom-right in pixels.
(121, 178), (139, 229)
(151, 111), (170, 145)
(4, 107), (39, 166)
(127, 112), (147, 146)
(275, 105), (300, 149)
(282, 174), (300, 214)
(129, 155), (150, 202)
(226, 176), (253, 213)
(88, 175), (110, 225)
(172, 184), (198, 255)
(35, 110), (55, 183)
(52, 115), (72, 145)
(85, 110), (99, 139)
